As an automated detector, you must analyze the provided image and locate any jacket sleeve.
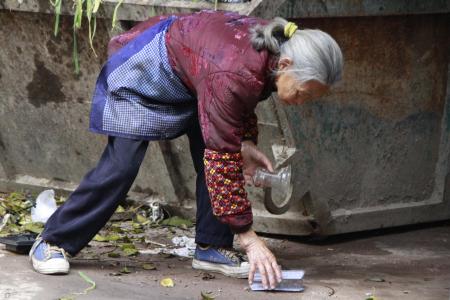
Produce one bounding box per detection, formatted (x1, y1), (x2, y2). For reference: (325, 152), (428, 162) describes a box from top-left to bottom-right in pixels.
(197, 72), (264, 233)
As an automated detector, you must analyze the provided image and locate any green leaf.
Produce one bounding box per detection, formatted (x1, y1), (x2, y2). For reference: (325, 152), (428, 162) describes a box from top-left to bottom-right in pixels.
(120, 243), (138, 256)
(136, 214), (147, 224)
(50, 0), (62, 36)
(88, 17), (97, 56)
(22, 222), (44, 234)
(120, 266), (131, 274)
(120, 243), (136, 250)
(123, 248), (139, 256)
(73, 0), (84, 30)
(111, 0), (124, 30)
(134, 229), (145, 234)
(109, 225), (124, 233)
(0, 205), (6, 217)
(93, 234), (108, 242)
(77, 271), (96, 295)
(115, 205), (125, 213)
(161, 216), (193, 228)
(92, 0), (101, 13)
(107, 252), (120, 258)
(107, 234), (121, 241)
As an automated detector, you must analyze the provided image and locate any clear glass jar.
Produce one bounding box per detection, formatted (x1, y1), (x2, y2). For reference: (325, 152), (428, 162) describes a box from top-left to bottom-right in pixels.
(252, 165), (292, 190)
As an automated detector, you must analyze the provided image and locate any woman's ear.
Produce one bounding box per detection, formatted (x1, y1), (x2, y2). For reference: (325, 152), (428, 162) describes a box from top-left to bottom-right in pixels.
(277, 58), (293, 71)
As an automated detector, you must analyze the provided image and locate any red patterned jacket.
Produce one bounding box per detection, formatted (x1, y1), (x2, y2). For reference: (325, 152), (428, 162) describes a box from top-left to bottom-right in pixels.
(109, 10), (277, 233)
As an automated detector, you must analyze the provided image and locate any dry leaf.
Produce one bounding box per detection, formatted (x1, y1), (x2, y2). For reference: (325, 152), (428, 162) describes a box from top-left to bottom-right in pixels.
(160, 277), (174, 288)
(201, 291), (216, 300)
(142, 263), (156, 270)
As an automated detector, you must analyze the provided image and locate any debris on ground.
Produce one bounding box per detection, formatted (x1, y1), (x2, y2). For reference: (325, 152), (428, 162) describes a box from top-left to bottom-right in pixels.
(142, 262), (157, 270)
(58, 271), (96, 300)
(161, 216), (193, 229)
(201, 291), (216, 299)
(31, 189), (57, 223)
(0, 191), (196, 263)
(0, 191), (57, 237)
(160, 277), (175, 288)
(139, 236), (196, 258)
(75, 272), (96, 295)
(365, 291), (378, 300)
(120, 266), (132, 274)
(201, 272), (216, 281)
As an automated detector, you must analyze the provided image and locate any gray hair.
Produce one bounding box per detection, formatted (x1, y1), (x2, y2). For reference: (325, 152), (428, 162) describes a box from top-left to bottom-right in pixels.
(250, 17), (343, 85)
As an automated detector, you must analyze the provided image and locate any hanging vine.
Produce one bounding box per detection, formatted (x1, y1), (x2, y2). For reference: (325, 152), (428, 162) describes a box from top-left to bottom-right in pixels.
(49, 0), (219, 74)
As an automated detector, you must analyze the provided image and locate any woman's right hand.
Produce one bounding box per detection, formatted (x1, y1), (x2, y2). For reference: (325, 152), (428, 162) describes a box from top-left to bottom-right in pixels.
(238, 230), (282, 289)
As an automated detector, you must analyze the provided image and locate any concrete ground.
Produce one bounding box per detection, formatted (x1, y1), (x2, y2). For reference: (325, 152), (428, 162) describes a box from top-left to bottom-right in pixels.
(1, 221), (449, 300)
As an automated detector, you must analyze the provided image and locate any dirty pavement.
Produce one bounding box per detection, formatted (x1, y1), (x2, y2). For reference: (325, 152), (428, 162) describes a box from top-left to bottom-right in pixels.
(1, 191), (449, 300)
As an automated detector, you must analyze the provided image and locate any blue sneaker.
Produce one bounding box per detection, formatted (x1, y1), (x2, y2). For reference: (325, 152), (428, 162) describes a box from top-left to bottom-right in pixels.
(29, 237), (70, 275)
(192, 245), (249, 278)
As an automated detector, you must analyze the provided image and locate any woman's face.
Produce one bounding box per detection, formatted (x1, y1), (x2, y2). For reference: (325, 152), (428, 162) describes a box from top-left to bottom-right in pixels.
(275, 59), (330, 105)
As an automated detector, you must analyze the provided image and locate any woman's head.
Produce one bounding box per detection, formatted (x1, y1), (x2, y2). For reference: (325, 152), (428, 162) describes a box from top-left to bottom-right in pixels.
(250, 17), (343, 105)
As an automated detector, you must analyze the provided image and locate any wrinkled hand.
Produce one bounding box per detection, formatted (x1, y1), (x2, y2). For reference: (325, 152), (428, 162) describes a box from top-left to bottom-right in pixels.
(238, 230), (282, 289)
(241, 141), (273, 185)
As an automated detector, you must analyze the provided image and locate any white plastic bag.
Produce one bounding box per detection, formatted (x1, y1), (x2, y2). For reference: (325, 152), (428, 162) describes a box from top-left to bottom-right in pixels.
(31, 189), (57, 223)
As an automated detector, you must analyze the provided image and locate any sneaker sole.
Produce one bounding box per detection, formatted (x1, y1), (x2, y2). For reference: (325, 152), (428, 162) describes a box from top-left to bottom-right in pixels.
(192, 259), (248, 278)
(31, 258), (70, 275)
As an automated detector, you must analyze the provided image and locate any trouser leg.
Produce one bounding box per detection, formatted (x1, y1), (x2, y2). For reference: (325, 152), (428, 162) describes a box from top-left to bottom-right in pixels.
(186, 122), (234, 248)
(41, 136), (148, 256)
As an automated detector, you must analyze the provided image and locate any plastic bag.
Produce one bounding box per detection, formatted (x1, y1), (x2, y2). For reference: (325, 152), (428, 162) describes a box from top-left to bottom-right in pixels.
(31, 189), (57, 223)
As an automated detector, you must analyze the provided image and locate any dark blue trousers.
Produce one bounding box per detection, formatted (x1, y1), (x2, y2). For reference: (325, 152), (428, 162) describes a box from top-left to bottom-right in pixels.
(42, 123), (233, 256)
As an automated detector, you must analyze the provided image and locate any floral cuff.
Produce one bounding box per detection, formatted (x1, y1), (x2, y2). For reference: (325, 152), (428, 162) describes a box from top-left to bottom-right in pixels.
(203, 149), (253, 232)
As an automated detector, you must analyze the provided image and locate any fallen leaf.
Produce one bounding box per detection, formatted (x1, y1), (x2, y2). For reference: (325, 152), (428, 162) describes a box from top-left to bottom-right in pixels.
(201, 272), (215, 281)
(120, 243), (136, 250)
(21, 222), (44, 234)
(107, 234), (121, 241)
(0, 205), (6, 217)
(121, 243), (139, 256)
(160, 277), (174, 288)
(120, 266), (131, 274)
(107, 252), (120, 258)
(116, 205), (125, 213)
(201, 291), (216, 300)
(136, 214), (147, 224)
(123, 248), (139, 256)
(161, 216), (193, 228)
(93, 234), (108, 242)
(366, 277), (385, 282)
(142, 263), (156, 270)
(132, 228), (144, 234)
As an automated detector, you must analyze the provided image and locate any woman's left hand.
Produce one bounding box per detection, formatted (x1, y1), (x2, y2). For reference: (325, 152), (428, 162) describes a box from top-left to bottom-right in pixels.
(241, 141), (273, 185)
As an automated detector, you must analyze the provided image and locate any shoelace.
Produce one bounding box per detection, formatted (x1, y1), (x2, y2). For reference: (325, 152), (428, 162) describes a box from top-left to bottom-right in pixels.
(218, 248), (245, 264)
(46, 244), (67, 260)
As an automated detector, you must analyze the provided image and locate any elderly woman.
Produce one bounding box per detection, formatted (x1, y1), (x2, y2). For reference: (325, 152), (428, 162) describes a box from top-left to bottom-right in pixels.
(30, 10), (342, 289)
